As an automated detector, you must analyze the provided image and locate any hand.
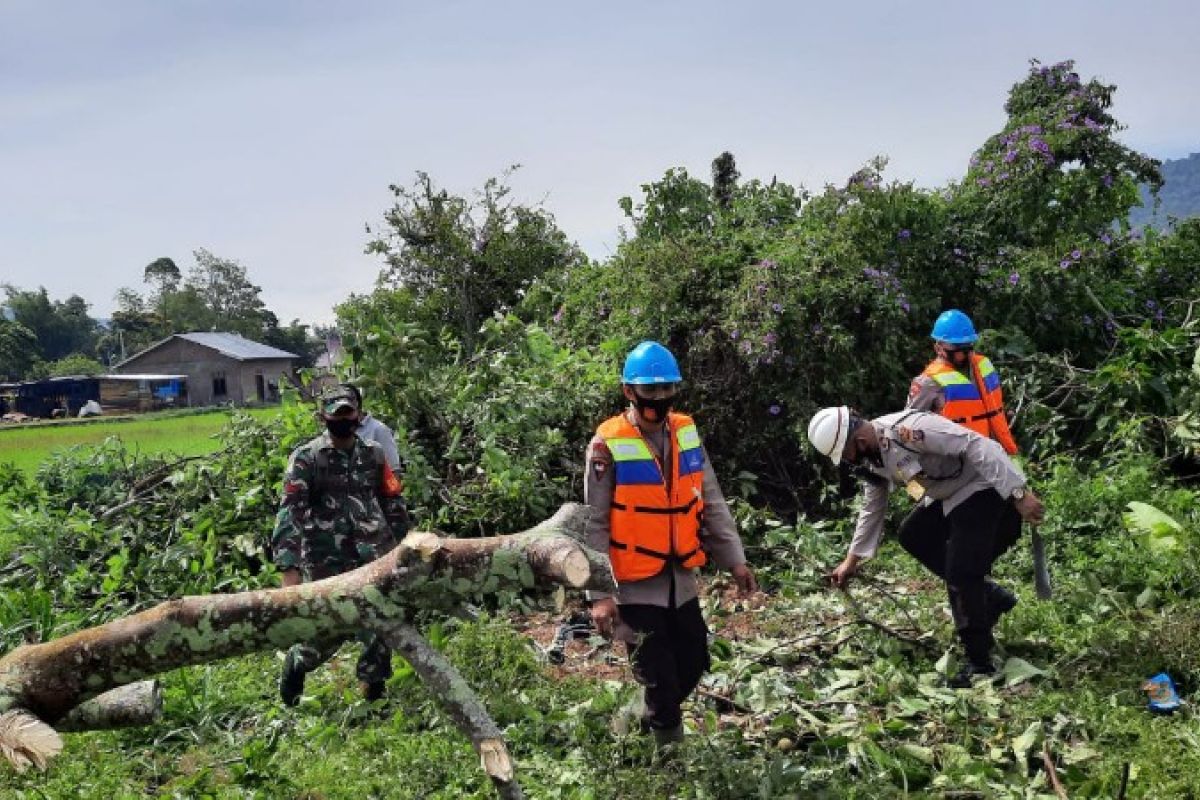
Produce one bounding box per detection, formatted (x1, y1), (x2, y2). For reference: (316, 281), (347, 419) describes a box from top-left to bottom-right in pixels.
(1015, 491), (1045, 525)
(826, 554), (861, 589)
(281, 568), (302, 588)
(731, 563), (758, 597)
(590, 597), (619, 639)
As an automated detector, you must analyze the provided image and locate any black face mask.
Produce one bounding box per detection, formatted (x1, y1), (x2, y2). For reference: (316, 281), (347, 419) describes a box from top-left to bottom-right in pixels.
(325, 417), (360, 438)
(947, 348), (973, 368)
(633, 394), (673, 423)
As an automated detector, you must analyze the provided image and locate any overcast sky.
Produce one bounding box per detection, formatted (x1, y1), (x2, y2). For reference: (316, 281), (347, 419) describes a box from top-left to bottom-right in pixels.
(2, 1), (1197, 326)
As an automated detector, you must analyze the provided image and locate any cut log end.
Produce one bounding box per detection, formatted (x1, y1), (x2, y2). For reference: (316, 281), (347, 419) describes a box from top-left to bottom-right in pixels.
(560, 550), (591, 588)
(0, 710), (63, 773)
(401, 531), (443, 561)
(478, 738), (515, 783)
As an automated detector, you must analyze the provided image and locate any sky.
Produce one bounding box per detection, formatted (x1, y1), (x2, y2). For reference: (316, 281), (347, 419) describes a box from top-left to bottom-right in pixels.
(2, 1), (1198, 326)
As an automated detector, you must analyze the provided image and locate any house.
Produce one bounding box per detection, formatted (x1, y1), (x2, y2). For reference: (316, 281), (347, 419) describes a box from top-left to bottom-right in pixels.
(4, 374), (188, 418)
(113, 332), (297, 406)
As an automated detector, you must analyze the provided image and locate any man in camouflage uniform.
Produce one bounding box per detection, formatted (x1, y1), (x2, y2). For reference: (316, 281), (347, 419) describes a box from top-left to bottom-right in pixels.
(272, 385), (410, 705)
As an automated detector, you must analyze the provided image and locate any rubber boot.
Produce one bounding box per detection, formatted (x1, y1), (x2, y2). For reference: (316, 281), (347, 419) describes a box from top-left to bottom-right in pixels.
(279, 650), (307, 707)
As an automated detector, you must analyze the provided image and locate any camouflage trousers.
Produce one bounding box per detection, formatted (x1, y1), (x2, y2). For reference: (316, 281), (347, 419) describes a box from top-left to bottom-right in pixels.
(287, 561), (393, 686)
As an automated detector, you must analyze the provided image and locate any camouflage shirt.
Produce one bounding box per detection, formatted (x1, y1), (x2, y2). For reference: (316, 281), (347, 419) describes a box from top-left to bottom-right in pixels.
(271, 431), (409, 576)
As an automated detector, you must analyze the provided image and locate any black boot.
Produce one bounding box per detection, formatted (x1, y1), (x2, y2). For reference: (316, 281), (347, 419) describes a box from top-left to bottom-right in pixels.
(279, 650), (306, 707)
(985, 580), (1018, 627)
(948, 661), (996, 689)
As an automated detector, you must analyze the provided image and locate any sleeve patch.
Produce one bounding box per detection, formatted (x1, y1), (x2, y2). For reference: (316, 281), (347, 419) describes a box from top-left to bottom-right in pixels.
(897, 426), (925, 443)
(380, 463), (404, 496)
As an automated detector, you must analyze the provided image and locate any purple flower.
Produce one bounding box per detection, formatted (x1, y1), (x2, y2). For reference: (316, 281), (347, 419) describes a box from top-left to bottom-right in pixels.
(771, 302), (783, 314)
(998, 172), (1010, 181)
(1071, 249), (1082, 260)
(1083, 117), (1103, 131)
(1004, 149), (1019, 163)
(1100, 232), (1113, 245)
(768, 404), (782, 416)
(1060, 259), (1072, 269)
(1102, 174), (1113, 188)
(764, 332), (778, 345)
(757, 283), (768, 295)
(1008, 272), (1020, 287)
(730, 330), (740, 340)
(977, 178), (991, 188)
(953, 247), (965, 257)
(1083, 314), (1093, 326)
(760, 259), (778, 269)
(552, 306), (565, 324)
(898, 229), (911, 240)
(899, 300), (911, 313)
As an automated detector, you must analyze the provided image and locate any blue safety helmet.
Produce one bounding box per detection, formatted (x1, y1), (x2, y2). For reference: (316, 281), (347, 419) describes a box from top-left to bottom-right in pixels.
(621, 341), (683, 384)
(930, 309), (979, 345)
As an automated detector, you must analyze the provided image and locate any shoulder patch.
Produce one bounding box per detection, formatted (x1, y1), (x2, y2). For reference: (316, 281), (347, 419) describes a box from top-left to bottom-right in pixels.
(897, 426), (925, 443)
(590, 440), (612, 462)
(908, 379), (922, 401)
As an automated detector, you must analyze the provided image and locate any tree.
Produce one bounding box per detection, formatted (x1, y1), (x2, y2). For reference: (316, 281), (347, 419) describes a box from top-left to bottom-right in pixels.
(955, 59), (1162, 249)
(2, 287), (100, 364)
(0, 504), (610, 799)
(711, 151), (740, 210)
(45, 354), (105, 377)
(0, 320), (39, 381)
(366, 170), (585, 355)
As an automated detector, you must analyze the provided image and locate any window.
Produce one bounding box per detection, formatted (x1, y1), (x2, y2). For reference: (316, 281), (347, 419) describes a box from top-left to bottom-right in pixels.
(212, 372), (227, 397)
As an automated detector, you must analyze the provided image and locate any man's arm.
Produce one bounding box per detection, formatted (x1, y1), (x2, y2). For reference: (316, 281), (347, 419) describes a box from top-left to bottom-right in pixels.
(696, 455), (746, 569)
(906, 375), (945, 413)
(377, 460), (410, 537)
(583, 437), (615, 601)
(271, 448), (315, 577)
(848, 479), (891, 559)
(368, 418), (403, 473)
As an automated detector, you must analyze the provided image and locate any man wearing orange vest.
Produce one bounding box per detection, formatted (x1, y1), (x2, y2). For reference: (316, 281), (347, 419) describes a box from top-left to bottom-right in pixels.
(585, 341), (757, 745)
(907, 309), (1019, 455)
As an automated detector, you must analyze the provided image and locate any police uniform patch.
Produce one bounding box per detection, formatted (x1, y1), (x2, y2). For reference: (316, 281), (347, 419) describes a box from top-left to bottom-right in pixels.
(591, 440), (611, 479)
(897, 426), (925, 443)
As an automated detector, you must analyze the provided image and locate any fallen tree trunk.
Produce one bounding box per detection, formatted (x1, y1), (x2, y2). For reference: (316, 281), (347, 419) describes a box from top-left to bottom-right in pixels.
(0, 502), (608, 736)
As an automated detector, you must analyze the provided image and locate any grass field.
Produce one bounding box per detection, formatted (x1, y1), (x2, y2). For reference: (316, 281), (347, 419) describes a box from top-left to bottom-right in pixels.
(0, 407), (281, 475)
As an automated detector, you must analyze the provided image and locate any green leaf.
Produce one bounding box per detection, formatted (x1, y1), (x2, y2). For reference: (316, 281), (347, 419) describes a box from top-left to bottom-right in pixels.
(1122, 501), (1185, 554)
(1011, 720), (1041, 763)
(1001, 657), (1047, 687)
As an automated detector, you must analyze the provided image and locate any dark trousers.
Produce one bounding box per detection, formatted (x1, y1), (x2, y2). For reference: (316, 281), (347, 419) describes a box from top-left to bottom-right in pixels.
(897, 489), (1022, 667)
(618, 599), (711, 731)
(289, 563), (393, 686)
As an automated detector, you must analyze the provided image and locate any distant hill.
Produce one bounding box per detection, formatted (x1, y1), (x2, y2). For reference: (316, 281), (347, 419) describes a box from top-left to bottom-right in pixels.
(1131, 152), (1200, 229)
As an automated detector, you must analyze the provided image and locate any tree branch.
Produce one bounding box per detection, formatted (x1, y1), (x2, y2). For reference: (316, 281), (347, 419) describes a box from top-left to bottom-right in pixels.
(376, 623), (524, 800)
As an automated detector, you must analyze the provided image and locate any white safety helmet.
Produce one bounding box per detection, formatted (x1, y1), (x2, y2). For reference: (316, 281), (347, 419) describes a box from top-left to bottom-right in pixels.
(807, 406), (852, 465)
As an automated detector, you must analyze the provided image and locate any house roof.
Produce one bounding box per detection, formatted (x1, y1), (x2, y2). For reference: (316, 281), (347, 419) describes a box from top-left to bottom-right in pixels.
(116, 332), (298, 368)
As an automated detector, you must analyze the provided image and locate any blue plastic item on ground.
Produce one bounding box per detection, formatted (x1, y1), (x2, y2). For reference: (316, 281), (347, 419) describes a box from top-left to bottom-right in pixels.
(1143, 672), (1183, 714)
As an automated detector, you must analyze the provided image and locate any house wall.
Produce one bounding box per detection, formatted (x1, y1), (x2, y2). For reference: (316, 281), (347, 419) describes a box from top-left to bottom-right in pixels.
(116, 340), (295, 407)
(233, 359), (294, 403)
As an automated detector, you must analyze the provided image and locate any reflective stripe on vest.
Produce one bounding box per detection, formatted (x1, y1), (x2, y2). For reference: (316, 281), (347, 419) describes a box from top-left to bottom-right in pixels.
(923, 355), (1010, 443)
(597, 411), (707, 582)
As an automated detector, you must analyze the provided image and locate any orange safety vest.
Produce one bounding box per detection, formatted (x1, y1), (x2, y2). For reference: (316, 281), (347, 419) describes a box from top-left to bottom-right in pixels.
(596, 411), (707, 582)
(922, 353), (1019, 455)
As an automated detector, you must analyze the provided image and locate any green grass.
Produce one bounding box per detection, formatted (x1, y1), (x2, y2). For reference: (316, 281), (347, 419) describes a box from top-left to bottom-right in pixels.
(0, 408), (281, 475)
